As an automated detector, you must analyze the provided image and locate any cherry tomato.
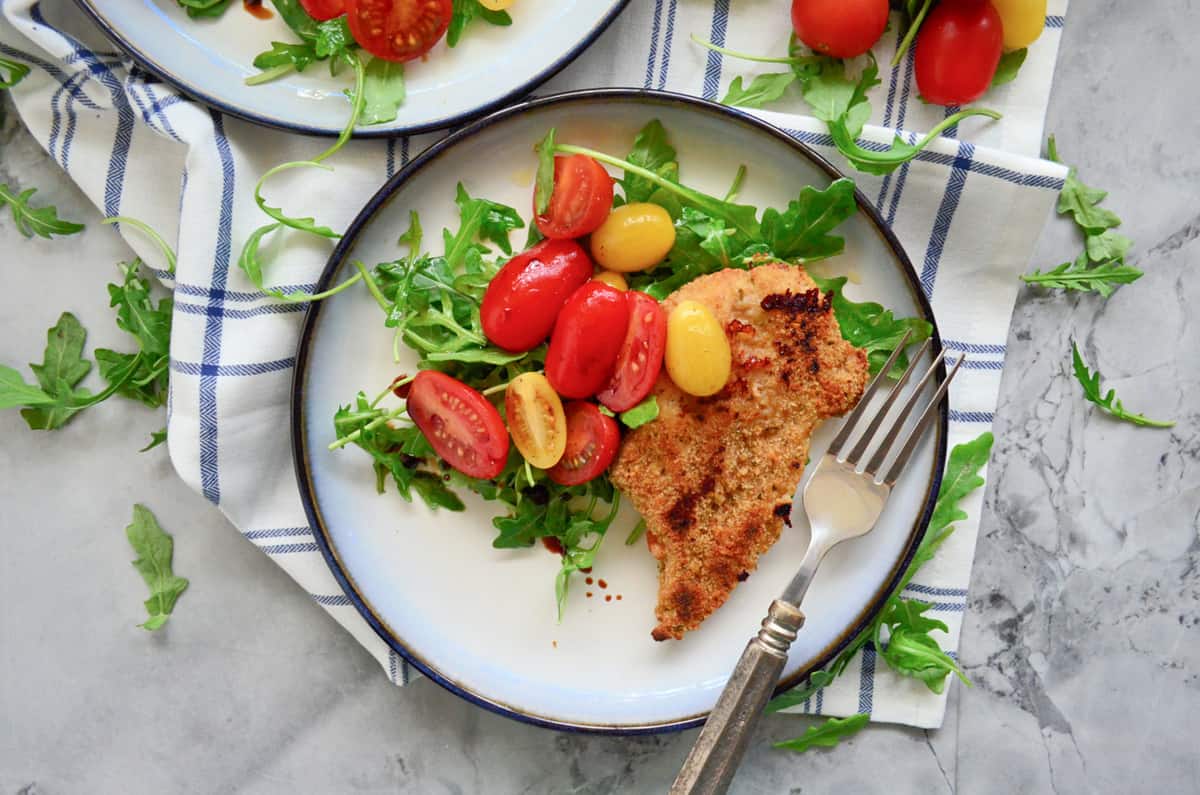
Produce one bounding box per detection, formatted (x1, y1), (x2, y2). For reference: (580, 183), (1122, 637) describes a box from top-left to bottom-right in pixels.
(915, 0), (1004, 105)
(790, 0), (889, 59)
(597, 292), (667, 413)
(345, 0), (453, 64)
(505, 373), (567, 470)
(590, 202), (676, 273)
(534, 155), (613, 240)
(665, 300), (731, 397)
(547, 402), (620, 486)
(545, 282), (629, 399)
(477, 0), (512, 8)
(593, 270), (628, 291)
(299, 0), (346, 21)
(991, 0), (1046, 50)
(406, 370), (508, 479)
(480, 239), (594, 352)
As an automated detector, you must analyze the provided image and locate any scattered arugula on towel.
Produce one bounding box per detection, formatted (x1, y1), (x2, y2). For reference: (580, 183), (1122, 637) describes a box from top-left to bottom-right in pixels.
(1021, 137), (1143, 296)
(0, 259), (170, 449)
(768, 432), (992, 752)
(1070, 343), (1174, 429)
(0, 53), (31, 89)
(126, 504), (190, 631)
(774, 713), (870, 753)
(0, 182), (85, 239)
(691, 35), (1001, 175)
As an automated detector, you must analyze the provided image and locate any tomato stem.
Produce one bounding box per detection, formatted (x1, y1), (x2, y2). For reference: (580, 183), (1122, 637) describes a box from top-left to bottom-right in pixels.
(354, 259), (391, 312)
(272, 270), (364, 303)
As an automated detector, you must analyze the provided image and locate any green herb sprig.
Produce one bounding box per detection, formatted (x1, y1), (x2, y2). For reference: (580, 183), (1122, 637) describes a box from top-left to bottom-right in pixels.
(0, 183), (85, 239)
(126, 504), (189, 631)
(1071, 343), (1174, 429)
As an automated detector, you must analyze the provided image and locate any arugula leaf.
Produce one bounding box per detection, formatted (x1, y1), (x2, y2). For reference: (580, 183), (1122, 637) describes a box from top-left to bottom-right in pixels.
(1048, 136), (1122, 234)
(810, 274), (932, 377)
(267, 0), (323, 40)
(252, 42), (319, 74)
(721, 72), (797, 109)
(0, 183), (85, 239)
(620, 396), (659, 429)
(314, 17), (353, 58)
(879, 614), (968, 693)
(175, 0), (232, 18)
(991, 48), (1027, 87)
(126, 504), (189, 631)
(108, 262), (173, 359)
(1071, 342), (1174, 428)
(774, 713), (869, 753)
(451, 183), (524, 258)
(359, 57), (406, 125)
(828, 108), (1002, 176)
(759, 179), (857, 262)
(534, 128), (556, 216)
(0, 54), (31, 89)
(19, 313), (93, 430)
(141, 427), (168, 453)
(0, 365), (58, 410)
(1021, 255), (1142, 298)
(447, 0), (512, 47)
(1084, 229), (1133, 263)
(800, 57), (878, 139)
(620, 119), (679, 205)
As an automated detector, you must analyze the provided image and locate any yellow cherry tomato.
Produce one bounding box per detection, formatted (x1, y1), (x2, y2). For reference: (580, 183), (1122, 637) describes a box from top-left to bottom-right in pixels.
(505, 372), (566, 469)
(478, 0), (514, 10)
(665, 300), (731, 397)
(990, 0), (1046, 50)
(590, 202), (676, 273)
(593, 270), (628, 291)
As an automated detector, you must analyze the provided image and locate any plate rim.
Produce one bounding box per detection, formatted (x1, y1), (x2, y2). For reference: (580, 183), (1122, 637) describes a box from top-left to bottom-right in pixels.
(291, 88), (949, 734)
(70, 0), (631, 138)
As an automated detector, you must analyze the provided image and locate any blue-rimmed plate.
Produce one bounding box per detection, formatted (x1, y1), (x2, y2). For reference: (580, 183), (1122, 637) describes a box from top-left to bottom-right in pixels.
(292, 90), (947, 733)
(73, 0), (628, 136)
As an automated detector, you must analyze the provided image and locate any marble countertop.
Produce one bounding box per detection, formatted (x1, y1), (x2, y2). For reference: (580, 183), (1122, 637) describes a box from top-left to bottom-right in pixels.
(3, 3), (1198, 793)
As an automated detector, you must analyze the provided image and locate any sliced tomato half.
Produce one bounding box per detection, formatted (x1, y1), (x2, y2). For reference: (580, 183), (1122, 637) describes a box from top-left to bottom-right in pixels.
(547, 402), (621, 486)
(406, 370), (509, 479)
(535, 154), (614, 240)
(345, 0), (453, 63)
(597, 291), (667, 413)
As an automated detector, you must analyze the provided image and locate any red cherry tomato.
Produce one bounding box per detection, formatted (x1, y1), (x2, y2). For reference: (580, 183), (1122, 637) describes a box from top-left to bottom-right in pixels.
(406, 370), (509, 479)
(545, 283), (630, 400)
(534, 155), (614, 240)
(345, 0), (453, 63)
(299, 0), (346, 21)
(547, 402), (621, 486)
(790, 0), (889, 58)
(480, 239), (594, 353)
(915, 0), (1004, 105)
(596, 292), (667, 413)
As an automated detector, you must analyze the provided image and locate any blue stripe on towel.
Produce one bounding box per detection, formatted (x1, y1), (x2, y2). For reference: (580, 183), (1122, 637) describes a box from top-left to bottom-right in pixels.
(701, 0), (730, 100)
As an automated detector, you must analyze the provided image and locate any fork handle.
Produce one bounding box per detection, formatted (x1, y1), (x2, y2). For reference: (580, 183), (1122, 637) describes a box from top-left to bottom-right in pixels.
(670, 600), (806, 795)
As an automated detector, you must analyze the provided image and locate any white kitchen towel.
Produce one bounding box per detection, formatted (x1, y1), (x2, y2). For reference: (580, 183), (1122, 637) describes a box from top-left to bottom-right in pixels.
(0, 0), (1068, 728)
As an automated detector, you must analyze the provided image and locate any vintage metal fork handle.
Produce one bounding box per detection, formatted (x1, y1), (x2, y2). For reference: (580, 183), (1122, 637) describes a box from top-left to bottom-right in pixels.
(670, 600), (807, 795)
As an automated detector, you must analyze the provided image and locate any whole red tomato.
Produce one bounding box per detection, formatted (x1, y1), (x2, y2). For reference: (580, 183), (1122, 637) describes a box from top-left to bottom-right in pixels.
(299, 0), (345, 21)
(915, 0), (1004, 105)
(545, 282), (630, 400)
(480, 239), (594, 352)
(790, 0), (889, 59)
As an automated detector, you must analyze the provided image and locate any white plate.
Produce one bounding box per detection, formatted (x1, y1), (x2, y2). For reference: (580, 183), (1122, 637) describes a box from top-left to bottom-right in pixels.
(293, 90), (948, 732)
(74, 0), (628, 136)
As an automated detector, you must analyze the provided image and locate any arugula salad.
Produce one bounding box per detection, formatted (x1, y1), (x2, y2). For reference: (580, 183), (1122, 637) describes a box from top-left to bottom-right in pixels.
(174, 0), (515, 126)
(327, 119), (931, 615)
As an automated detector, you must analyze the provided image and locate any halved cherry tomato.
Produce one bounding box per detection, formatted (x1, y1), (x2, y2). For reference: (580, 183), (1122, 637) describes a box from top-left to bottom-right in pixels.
(299, 0), (346, 21)
(505, 373), (567, 469)
(534, 155), (613, 240)
(547, 402), (620, 486)
(915, 0), (1004, 105)
(406, 370), (508, 479)
(345, 0), (453, 64)
(597, 292), (667, 413)
(545, 282), (630, 399)
(791, 0), (889, 59)
(480, 239), (594, 352)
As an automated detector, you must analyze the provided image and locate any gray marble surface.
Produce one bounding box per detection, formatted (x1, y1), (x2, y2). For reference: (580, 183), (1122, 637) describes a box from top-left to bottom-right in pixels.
(2, 2), (1198, 793)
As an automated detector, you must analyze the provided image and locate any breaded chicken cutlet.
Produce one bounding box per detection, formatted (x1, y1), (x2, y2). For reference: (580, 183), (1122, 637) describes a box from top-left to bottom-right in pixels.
(609, 263), (868, 641)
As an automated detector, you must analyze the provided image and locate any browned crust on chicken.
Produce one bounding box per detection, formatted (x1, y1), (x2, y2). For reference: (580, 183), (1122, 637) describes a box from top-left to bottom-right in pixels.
(610, 263), (868, 641)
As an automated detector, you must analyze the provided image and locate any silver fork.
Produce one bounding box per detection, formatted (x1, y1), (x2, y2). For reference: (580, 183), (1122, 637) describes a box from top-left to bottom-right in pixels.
(671, 331), (964, 795)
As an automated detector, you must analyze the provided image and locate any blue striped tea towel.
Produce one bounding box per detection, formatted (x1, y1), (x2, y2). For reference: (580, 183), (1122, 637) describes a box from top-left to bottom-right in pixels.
(0, 0), (1068, 728)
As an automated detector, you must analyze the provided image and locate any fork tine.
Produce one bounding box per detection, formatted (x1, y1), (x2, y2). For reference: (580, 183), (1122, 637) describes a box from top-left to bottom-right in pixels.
(862, 349), (949, 477)
(826, 329), (914, 459)
(843, 339), (932, 467)
(880, 354), (964, 485)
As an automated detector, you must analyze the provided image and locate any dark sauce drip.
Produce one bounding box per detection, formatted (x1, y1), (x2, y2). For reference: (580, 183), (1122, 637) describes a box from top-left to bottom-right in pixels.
(597, 579), (608, 589)
(542, 537), (564, 556)
(243, 0), (273, 19)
